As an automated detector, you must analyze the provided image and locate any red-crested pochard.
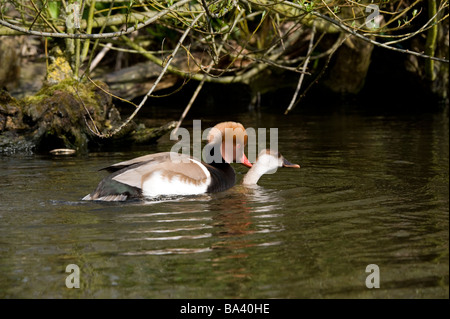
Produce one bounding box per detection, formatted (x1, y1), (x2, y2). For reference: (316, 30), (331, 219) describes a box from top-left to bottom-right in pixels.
(242, 149), (300, 185)
(83, 122), (252, 201)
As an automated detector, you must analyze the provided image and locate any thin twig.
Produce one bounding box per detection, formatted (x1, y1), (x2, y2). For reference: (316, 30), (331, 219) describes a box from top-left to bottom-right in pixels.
(171, 9), (246, 138)
(201, 0), (235, 19)
(383, 3), (445, 46)
(75, 83), (101, 136)
(81, 0), (97, 61)
(286, 32), (349, 113)
(86, 75), (139, 109)
(248, 0), (449, 63)
(89, 42), (112, 72)
(100, 12), (205, 138)
(0, 0), (192, 39)
(81, 0), (115, 79)
(28, 0), (58, 33)
(284, 22), (316, 115)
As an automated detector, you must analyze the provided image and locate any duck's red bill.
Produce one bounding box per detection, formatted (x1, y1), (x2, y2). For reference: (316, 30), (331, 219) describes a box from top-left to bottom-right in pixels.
(240, 154), (253, 168)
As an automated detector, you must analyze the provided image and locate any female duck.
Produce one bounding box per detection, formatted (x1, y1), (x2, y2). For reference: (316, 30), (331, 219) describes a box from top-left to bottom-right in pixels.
(242, 149), (300, 185)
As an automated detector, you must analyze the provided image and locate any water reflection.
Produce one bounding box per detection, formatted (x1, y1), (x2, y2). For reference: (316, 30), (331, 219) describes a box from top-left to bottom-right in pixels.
(123, 248), (213, 256)
(0, 111), (448, 298)
(116, 183), (285, 261)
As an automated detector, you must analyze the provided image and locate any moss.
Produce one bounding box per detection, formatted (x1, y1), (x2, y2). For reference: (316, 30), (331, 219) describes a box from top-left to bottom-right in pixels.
(2, 78), (171, 153)
(10, 79), (117, 152)
(0, 90), (27, 132)
(0, 90), (21, 115)
(23, 79), (78, 104)
(45, 46), (74, 85)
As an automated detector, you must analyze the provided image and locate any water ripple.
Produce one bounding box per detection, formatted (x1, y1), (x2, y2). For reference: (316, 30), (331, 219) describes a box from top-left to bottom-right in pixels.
(123, 233), (212, 241)
(127, 225), (213, 234)
(122, 247), (212, 256)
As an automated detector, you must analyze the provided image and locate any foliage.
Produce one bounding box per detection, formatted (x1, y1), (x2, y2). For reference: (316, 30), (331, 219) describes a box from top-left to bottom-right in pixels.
(0, 0), (448, 129)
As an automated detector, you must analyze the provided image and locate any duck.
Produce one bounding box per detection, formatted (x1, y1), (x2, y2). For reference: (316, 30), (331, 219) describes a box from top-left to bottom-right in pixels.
(83, 121), (253, 201)
(242, 149), (300, 186)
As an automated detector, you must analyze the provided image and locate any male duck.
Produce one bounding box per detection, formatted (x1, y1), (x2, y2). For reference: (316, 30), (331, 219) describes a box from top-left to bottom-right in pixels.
(83, 121), (252, 201)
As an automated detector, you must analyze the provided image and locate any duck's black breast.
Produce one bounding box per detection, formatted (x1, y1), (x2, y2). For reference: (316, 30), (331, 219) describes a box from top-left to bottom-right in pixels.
(205, 162), (236, 193)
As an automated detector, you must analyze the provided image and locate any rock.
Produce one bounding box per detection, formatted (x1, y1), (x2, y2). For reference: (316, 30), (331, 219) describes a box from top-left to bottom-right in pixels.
(0, 90), (27, 132)
(322, 36), (374, 94)
(19, 79), (121, 152)
(0, 80), (174, 154)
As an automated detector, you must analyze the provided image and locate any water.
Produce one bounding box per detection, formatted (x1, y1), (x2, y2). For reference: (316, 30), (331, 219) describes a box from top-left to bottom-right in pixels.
(0, 110), (448, 299)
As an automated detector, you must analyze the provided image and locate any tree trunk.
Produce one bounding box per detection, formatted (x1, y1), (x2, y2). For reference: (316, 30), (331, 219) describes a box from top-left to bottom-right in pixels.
(322, 36), (374, 95)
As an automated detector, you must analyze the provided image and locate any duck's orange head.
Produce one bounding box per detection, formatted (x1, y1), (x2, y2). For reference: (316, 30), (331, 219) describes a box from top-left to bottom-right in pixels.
(207, 121), (252, 168)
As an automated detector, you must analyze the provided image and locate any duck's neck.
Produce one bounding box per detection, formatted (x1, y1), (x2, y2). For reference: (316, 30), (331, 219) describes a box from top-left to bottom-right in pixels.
(242, 164), (267, 185)
(207, 161), (235, 192)
(204, 141), (236, 192)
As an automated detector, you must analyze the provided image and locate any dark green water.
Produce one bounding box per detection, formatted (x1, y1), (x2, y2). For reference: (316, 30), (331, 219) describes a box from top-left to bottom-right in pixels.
(0, 111), (448, 298)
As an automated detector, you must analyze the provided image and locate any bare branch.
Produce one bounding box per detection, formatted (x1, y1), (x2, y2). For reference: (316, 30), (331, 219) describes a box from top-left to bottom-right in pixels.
(93, 12), (206, 138)
(284, 22), (316, 115)
(0, 0), (191, 38)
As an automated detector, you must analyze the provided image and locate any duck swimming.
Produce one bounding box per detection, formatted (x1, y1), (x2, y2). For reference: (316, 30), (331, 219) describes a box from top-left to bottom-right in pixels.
(83, 121), (252, 201)
(242, 149), (300, 185)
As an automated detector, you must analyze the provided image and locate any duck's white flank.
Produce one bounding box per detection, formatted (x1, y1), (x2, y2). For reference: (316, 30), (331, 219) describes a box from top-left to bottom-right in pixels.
(142, 158), (211, 197)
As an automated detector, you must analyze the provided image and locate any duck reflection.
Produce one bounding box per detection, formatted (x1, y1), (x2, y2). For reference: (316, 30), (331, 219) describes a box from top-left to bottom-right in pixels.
(208, 185), (284, 282)
(213, 185), (282, 234)
(119, 184), (285, 262)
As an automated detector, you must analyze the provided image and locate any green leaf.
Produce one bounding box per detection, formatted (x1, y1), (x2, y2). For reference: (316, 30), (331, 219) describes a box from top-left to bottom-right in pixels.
(48, 1), (61, 19)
